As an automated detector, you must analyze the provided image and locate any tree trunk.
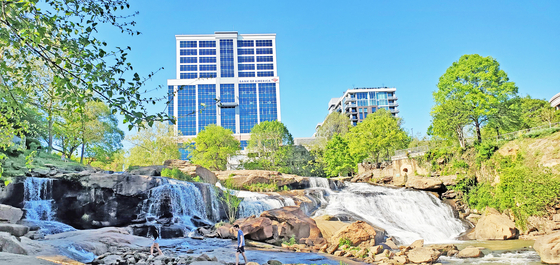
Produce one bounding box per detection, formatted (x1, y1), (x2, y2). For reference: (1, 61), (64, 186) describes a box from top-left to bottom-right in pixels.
(80, 142), (85, 164)
(475, 121), (482, 143)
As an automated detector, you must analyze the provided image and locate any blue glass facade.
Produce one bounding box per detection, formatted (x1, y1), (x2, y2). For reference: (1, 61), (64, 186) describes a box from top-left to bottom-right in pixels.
(220, 39), (234, 78)
(198, 84), (217, 132)
(171, 33), (279, 153)
(168, 86), (174, 122)
(258, 83), (277, 122)
(177, 85), (196, 136)
(239, 84), (257, 133)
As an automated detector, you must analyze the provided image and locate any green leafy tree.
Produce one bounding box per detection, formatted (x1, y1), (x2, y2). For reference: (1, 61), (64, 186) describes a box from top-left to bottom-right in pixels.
(247, 121), (293, 169)
(429, 99), (470, 147)
(323, 134), (354, 177)
(434, 54), (518, 143)
(316, 112), (351, 141)
(127, 122), (181, 166)
(0, 0), (170, 152)
(187, 124), (240, 171)
(346, 109), (409, 164)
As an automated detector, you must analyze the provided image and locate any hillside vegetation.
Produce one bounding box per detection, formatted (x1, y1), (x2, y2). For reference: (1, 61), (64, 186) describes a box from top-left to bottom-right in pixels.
(419, 129), (560, 228)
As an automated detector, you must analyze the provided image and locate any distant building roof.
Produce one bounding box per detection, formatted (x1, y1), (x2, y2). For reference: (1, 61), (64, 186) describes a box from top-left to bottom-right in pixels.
(550, 92), (560, 109)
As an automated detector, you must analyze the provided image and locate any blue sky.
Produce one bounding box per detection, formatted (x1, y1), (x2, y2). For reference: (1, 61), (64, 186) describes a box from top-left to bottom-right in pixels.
(99, 0), (560, 139)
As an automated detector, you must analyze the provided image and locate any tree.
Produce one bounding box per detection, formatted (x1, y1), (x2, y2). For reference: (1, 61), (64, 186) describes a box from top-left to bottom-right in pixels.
(323, 134), (354, 177)
(0, 0), (170, 152)
(247, 121), (293, 169)
(434, 54), (518, 143)
(429, 99), (470, 147)
(187, 124), (240, 171)
(346, 109), (409, 164)
(127, 122), (181, 167)
(316, 112), (351, 141)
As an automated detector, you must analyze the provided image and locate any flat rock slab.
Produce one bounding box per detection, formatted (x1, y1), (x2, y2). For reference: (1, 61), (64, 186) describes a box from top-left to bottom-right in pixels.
(0, 252), (58, 265)
(190, 262), (224, 265)
(0, 223), (29, 237)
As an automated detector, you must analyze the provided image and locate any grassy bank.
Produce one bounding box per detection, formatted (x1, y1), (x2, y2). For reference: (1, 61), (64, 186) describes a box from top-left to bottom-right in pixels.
(417, 130), (560, 229)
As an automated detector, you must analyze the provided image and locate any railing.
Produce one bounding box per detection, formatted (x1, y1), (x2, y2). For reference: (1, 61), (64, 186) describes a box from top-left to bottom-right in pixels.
(394, 145), (430, 157)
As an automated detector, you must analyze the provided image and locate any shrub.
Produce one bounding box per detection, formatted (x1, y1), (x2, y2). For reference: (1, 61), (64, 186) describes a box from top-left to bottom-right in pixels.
(475, 142), (499, 164)
(243, 182), (278, 192)
(282, 235), (297, 246)
(338, 237), (352, 247)
(161, 167), (202, 182)
(524, 127), (560, 138)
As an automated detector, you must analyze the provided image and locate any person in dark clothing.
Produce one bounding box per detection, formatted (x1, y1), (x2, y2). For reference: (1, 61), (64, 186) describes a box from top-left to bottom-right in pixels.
(150, 226), (163, 256)
(232, 224), (248, 265)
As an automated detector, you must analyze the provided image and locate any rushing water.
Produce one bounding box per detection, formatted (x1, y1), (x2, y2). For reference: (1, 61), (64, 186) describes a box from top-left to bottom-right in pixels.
(143, 179), (220, 230)
(236, 190), (296, 218)
(23, 177), (76, 235)
(314, 182), (466, 245)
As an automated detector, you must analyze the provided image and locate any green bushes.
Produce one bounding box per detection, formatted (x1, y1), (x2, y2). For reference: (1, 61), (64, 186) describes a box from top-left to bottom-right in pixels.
(475, 142), (499, 164)
(524, 127), (560, 138)
(160, 167), (201, 182)
(463, 155), (560, 228)
(338, 237), (352, 247)
(282, 235), (297, 246)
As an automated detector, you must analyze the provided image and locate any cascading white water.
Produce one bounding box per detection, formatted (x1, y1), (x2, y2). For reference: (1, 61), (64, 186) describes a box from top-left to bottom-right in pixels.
(314, 183), (466, 245)
(144, 180), (220, 229)
(236, 190), (296, 218)
(23, 177), (75, 234)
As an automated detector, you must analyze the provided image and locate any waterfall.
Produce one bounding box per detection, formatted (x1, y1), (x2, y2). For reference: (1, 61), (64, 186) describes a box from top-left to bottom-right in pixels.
(23, 177), (75, 235)
(236, 190), (296, 218)
(144, 180), (219, 229)
(314, 183), (466, 245)
(308, 177), (331, 189)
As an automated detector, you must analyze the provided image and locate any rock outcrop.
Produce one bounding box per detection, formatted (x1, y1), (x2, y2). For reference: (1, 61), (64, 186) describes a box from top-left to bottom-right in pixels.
(226, 206), (324, 247)
(406, 175), (443, 190)
(214, 170), (307, 189)
(457, 246), (483, 258)
(473, 208), (519, 240)
(330, 221), (377, 247)
(164, 159), (218, 185)
(0, 204), (23, 224)
(406, 247), (441, 263)
(534, 231), (560, 264)
(0, 232), (28, 255)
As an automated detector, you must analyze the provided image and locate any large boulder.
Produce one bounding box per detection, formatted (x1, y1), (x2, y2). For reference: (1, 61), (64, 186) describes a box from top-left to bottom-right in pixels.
(0, 232), (28, 255)
(129, 165), (166, 176)
(473, 208), (519, 240)
(406, 175), (443, 190)
(164, 160), (218, 185)
(0, 204), (23, 224)
(407, 247), (441, 264)
(0, 224), (29, 237)
(330, 221), (377, 247)
(214, 170), (304, 189)
(234, 216), (274, 241)
(260, 206), (322, 241)
(533, 231), (560, 264)
(457, 246), (483, 258)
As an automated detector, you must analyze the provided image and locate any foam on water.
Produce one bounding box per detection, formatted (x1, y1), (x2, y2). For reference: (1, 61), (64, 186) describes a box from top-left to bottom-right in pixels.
(23, 177), (76, 235)
(314, 182), (466, 245)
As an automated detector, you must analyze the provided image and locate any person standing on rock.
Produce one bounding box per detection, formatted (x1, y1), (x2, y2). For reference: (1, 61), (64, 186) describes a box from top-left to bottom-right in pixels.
(233, 224), (248, 265)
(150, 226), (163, 256)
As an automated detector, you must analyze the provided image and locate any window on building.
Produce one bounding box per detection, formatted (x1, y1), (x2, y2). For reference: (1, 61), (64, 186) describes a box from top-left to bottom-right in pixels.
(200, 49), (216, 55)
(238, 64), (255, 71)
(238, 48), (254, 55)
(257, 71), (274, 77)
(180, 57), (197, 63)
(220, 39), (234, 78)
(257, 56), (273, 62)
(256, 40), (272, 47)
(177, 85), (196, 136)
(180, 73), (197, 79)
(180, 41), (197, 48)
(237, 40), (254, 47)
(199, 57), (216, 63)
(239, 84), (257, 133)
(199, 41), (216, 47)
(200, 72), (217, 78)
(258, 83), (277, 122)
(238, 56), (255, 63)
(199, 65), (217, 71)
(257, 64), (273, 70)
(256, 48), (273, 54)
(198, 84), (217, 132)
(180, 65), (197, 71)
(239, 72), (255, 77)
(180, 49), (197, 55)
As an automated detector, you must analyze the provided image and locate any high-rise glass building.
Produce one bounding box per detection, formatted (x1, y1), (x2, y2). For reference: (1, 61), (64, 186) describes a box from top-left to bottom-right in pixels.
(327, 87), (398, 126)
(167, 32), (281, 157)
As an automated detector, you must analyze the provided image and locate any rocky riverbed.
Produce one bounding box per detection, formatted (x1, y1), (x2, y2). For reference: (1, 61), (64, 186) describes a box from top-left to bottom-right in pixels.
(0, 161), (559, 264)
